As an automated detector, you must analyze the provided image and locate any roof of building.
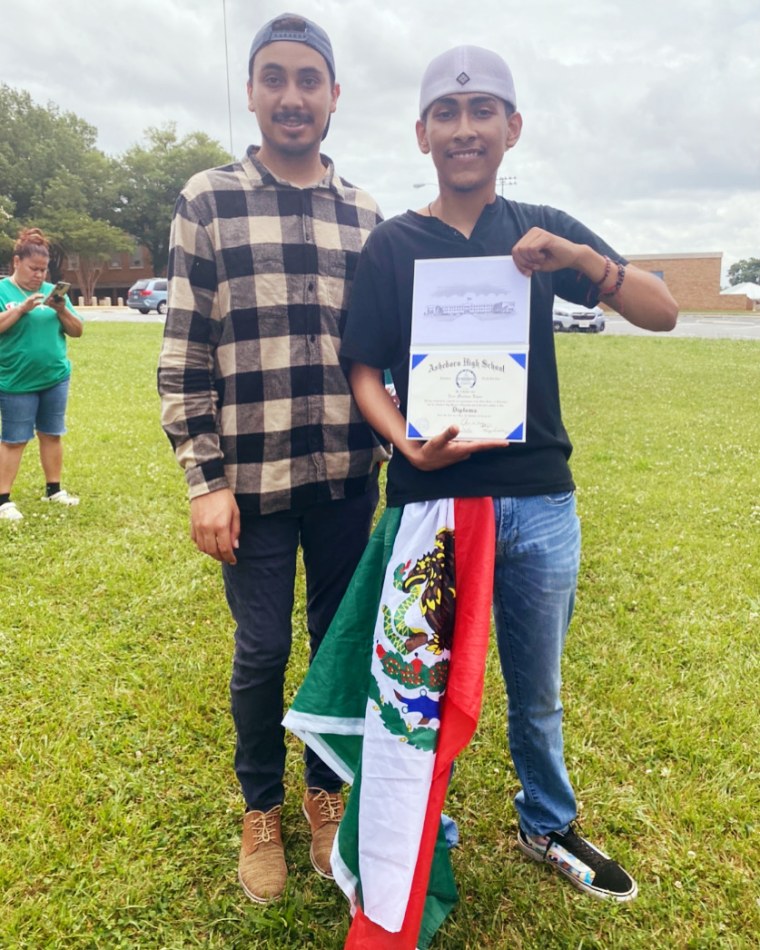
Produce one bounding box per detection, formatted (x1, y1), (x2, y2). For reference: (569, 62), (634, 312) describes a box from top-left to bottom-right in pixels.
(625, 252), (723, 261)
(720, 282), (760, 300)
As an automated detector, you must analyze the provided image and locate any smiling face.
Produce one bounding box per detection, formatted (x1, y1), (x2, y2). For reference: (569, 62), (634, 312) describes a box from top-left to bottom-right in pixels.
(247, 40), (339, 167)
(13, 252), (49, 291)
(416, 93), (522, 196)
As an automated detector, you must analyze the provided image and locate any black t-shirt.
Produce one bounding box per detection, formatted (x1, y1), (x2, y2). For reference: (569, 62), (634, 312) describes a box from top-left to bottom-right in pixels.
(341, 197), (624, 507)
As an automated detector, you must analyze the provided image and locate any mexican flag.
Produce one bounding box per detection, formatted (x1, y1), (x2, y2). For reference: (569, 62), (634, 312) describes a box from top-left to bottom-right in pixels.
(284, 496), (494, 948)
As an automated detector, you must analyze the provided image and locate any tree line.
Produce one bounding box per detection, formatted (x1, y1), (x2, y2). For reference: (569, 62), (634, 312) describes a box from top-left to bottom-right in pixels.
(3, 84), (758, 300)
(0, 85), (231, 301)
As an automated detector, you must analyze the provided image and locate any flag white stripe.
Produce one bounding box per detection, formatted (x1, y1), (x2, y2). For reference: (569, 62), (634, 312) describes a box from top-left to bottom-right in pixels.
(282, 711), (365, 735)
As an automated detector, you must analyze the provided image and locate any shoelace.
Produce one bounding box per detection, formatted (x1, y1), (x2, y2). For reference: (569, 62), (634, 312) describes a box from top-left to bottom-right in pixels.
(553, 824), (608, 870)
(312, 790), (342, 823)
(249, 808), (280, 844)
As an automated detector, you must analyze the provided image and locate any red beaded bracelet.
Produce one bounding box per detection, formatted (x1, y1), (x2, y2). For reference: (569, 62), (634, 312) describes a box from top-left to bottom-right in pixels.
(600, 261), (626, 297)
(595, 255), (612, 289)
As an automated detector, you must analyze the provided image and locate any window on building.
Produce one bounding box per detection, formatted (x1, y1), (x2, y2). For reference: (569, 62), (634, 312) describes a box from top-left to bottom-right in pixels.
(109, 253), (122, 269)
(130, 246), (144, 268)
(66, 253), (80, 270)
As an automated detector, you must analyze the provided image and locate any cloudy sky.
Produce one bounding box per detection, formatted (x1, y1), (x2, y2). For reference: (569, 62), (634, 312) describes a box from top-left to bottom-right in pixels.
(4, 0), (759, 280)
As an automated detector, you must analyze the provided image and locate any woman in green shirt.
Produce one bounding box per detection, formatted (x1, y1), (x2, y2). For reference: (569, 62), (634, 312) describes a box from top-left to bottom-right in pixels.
(0, 228), (83, 521)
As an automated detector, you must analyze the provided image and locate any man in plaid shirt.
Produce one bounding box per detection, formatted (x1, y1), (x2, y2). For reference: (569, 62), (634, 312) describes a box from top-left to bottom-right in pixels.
(158, 13), (387, 904)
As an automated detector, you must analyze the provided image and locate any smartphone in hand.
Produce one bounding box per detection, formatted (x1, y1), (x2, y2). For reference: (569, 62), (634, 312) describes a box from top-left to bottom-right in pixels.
(43, 281), (71, 306)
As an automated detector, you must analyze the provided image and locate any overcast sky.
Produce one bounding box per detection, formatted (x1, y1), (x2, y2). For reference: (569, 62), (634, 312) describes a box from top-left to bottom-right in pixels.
(4, 0), (759, 280)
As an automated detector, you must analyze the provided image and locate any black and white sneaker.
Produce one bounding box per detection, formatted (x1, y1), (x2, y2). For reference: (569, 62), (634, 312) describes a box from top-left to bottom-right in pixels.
(517, 823), (638, 902)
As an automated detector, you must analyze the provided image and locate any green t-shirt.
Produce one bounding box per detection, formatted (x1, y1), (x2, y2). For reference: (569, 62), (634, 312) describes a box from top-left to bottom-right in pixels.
(0, 278), (80, 393)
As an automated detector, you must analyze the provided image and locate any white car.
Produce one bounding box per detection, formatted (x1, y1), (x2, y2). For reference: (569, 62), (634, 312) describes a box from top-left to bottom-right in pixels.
(552, 298), (606, 333)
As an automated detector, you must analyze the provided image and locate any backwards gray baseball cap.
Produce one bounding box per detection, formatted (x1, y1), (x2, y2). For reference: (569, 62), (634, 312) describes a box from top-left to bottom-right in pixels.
(248, 13), (335, 78)
(419, 45), (517, 117)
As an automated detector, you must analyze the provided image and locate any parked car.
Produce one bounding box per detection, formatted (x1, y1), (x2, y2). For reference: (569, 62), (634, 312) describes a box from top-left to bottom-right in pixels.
(552, 297), (605, 333)
(127, 278), (167, 315)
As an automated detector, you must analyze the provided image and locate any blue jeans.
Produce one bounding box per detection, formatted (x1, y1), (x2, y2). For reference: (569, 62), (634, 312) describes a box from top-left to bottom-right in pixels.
(0, 376), (70, 443)
(222, 488), (378, 810)
(492, 492), (580, 837)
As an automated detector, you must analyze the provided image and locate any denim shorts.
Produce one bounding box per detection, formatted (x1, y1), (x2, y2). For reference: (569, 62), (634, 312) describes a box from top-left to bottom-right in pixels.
(0, 376), (71, 443)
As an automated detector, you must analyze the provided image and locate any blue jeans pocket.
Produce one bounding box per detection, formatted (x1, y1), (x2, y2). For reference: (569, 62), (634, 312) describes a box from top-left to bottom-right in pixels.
(542, 490), (575, 506)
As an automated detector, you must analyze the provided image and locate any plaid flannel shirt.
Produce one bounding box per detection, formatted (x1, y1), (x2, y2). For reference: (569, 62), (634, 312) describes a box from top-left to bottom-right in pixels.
(158, 147), (388, 516)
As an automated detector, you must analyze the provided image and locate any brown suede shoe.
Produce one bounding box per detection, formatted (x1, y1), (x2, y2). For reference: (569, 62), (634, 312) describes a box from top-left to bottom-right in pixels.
(302, 788), (344, 879)
(238, 806), (287, 903)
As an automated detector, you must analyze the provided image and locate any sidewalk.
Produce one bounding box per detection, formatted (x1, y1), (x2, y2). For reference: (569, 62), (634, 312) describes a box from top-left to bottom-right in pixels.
(80, 305), (164, 323)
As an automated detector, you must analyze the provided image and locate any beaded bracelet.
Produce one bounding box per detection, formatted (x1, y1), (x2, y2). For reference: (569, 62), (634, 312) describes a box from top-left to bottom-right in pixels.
(600, 260), (626, 297)
(595, 255), (613, 290)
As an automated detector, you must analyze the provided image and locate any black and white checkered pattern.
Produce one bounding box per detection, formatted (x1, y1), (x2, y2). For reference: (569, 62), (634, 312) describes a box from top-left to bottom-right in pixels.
(158, 147), (387, 515)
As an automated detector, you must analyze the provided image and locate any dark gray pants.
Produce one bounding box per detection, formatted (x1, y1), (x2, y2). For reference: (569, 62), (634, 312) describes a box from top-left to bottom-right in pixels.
(222, 488), (378, 810)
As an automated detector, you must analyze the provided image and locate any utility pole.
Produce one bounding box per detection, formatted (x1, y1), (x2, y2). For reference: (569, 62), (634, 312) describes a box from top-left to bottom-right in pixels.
(496, 176), (517, 196)
(222, 0), (234, 157)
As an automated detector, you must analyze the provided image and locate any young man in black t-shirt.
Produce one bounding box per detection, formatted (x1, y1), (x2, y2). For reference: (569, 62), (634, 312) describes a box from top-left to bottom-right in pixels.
(341, 44), (677, 902)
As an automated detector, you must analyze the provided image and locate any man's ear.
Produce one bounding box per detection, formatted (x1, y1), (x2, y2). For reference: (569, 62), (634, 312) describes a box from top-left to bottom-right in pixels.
(506, 111), (523, 150)
(247, 80), (255, 115)
(330, 81), (341, 115)
(416, 118), (430, 154)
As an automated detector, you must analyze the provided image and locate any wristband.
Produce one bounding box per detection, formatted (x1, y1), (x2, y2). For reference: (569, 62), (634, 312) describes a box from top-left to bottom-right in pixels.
(594, 255), (612, 289)
(600, 261), (626, 297)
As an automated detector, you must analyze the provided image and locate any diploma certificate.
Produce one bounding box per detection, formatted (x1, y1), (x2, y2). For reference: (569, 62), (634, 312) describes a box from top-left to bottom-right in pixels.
(407, 350), (528, 441)
(406, 255), (531, 442)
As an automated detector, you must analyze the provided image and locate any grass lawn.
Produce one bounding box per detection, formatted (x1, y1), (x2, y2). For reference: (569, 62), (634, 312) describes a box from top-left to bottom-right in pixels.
(1, 324), (758, 949)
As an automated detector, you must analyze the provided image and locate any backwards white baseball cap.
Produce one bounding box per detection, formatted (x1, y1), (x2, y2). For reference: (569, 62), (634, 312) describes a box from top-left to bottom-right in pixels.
(419, 45), (517, 117)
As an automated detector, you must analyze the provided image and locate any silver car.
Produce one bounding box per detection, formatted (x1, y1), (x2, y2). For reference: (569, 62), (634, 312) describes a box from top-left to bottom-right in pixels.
(552, 298), (605, 333)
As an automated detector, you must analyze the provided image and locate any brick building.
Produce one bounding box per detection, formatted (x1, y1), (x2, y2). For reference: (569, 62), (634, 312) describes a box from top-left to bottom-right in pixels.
(622, 252), (755, 312)
(61, 246), (154, 305)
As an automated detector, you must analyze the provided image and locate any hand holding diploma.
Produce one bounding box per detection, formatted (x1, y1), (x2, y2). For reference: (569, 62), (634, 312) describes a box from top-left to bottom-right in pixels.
(404, 424), (507, 472)
(349, 365), (506, 472)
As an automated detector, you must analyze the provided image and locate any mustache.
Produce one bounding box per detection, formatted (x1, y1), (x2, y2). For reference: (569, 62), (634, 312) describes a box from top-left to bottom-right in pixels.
(273, 111), (314, 125)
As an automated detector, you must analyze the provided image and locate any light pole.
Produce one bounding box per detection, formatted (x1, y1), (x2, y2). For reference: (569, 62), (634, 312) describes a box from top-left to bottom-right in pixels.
(414, 179), (517, 195)
(496, 176), (517, 195)
(222, 0), (234, 157)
